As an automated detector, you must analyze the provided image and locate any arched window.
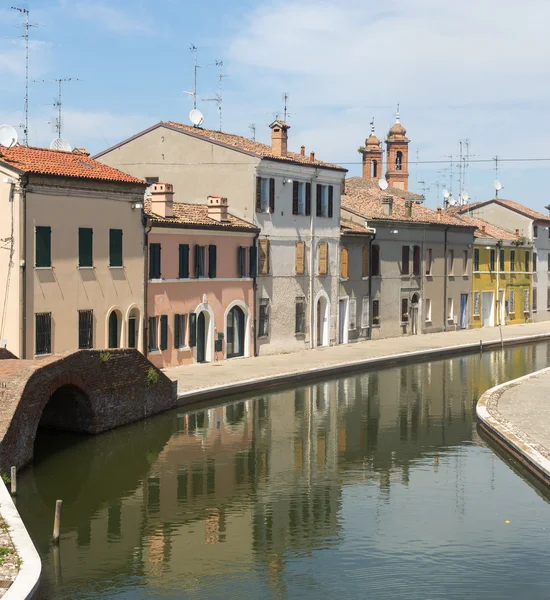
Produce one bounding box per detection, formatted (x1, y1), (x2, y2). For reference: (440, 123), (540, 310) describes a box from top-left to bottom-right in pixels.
(108, 311), (119, 348)
(226, 306), (245, 358)
(396, 151), (403, 171)
(371, 160), (377, 178)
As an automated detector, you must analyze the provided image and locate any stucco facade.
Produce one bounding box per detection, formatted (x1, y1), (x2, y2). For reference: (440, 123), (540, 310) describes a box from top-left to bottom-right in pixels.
(0, 163), (146, 358)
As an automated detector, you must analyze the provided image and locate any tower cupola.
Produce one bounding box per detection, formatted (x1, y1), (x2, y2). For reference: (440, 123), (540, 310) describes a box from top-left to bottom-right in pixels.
(362, 117), (383, 180)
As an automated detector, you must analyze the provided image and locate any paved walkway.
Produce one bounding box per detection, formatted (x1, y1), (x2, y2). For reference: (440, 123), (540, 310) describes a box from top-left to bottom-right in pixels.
(166, 321), (550, 401)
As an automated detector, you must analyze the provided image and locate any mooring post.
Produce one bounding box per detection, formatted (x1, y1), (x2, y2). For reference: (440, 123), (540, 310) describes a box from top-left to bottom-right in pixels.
(10, 467), (16, 496)
(480, 339), (483, 353)
(52, 499), (63, 544)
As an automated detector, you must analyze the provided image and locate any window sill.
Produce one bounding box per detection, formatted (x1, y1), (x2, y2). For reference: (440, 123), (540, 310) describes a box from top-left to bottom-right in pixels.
(148, 350), (161, 355)
(109, 266), (124, 269)
(177, 346), (190, 352)
(34, 353), (52, 358)
(371, 324), (381, 328)
(149, 278), (163, 283)
(295, 332), (306, 338)
(258, 334), (269, 339)
(78, 266), (94, 270)
(35, 266), (52, 270)
(340, 277), (349, 282)
(425, 320), (432, 324)
(361, 276), (369, 280)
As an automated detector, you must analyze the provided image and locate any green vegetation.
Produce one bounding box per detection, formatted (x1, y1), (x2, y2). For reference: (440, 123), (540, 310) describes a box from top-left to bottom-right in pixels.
(147, 367), (159, 387)
(0, 473), (10, 486)
(99, 351), (111, 364)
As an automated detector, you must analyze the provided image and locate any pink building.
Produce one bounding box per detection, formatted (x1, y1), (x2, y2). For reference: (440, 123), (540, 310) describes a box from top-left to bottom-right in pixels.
(145, 184), (259, 368)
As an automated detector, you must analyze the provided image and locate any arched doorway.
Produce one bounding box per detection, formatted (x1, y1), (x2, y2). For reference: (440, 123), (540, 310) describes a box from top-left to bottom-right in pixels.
(226, 306), (245, 358)
(197, 312), (207, 363)
(410, 293), (420, 335)
(315, 292), (330, 347)
(127, 308), (139, 349)
(108, 311), (119, 348)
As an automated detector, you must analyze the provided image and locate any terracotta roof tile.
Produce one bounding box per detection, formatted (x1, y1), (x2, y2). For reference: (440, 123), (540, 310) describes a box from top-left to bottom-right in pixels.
(452, 214), (517, 240)
(144, 200), (258, 231)
(342, 177), (473, 228)
(0, 145), (145, 185)
(163, 121), (347, 172)
(465, 198), (550, 222)
(340, 220), (375, 235)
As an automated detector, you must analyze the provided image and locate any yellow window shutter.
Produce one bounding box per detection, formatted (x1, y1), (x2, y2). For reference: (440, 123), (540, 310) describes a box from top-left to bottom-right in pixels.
(362, 246), (369, 277)
(296, 241), (305, 274)
(340, 247), (349, 278)
(259, 239), (269, 275)
(319, 242), (328, 275)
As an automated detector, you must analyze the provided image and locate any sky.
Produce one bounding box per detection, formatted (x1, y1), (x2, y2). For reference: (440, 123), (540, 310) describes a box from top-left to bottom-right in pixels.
(1, 0), (549, 211)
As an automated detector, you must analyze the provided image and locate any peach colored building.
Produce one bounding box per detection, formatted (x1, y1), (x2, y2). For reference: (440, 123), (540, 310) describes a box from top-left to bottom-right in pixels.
(145, 184), (258, 367)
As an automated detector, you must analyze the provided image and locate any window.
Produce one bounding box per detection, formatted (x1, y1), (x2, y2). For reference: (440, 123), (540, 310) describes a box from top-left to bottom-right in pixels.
(35, 312), (52, 355)
(35, 226), (51, 267)
(249, 246), (258, 277)
(524, 251), (530, 273)
(78, 309), (93, 349)
(361, 296), (369, 328)
(259, 299), (270, 337)
(401, 298), (409, 323)
(547, 288), (550, 310)
(109, 229), (123, 267)
(463, 250), (468, 275)
(548, 253), (550, 273)
(533, 287), (538, 312)
(295, 241), (305, 275)
(426, 248), (433, 275)
(371, 160), (377, 178)
(396, 150), (403, 171)
(401, 246), (410, 275)
(510, 250), (516, 272)
(258, 239), (269, 275)
(371, 244), (380, 276)
(319, 242), (328, 276)
(194, 245), (206, 277)
(238, 246), (247, 278)
(447, 297), (454, 321)
(534, 225), (538, 238)
(295, 297), (306, 334)
(362, 247), (369, 277)
(316, 185), (333, 218)
(349, 298), (357, 329)
(188, 312), (197, 347)
(489, 249), (496, 272)
(425, 298), (432, 322)
(473, 291), (481, 316)
(524, 289), (530, 313)
(160, 315), (168, 351)
(149, 243), (161, 279)
(499, 248), (505, 272)
(372, 300), (380, 324)
(508, 290), (515, 314)
(413, 246), (421, 276)
(148, 316), (159, 352)
(448, 249), (454, 275)
(174, 314), (187, 348)
(533, 252), (537, 273)
(256, 177), (275, 213)
(78, 228), (93, 267)
(208, 245), (217, 278)
(179, 244), (190, 278)
(340, 247), (349, 279)
(293, 181), (306, 215)
(473, 248), (480, 272)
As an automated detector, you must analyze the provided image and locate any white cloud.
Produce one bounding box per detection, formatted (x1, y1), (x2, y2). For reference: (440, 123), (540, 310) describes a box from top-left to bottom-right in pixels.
(63, 1), (153, 35)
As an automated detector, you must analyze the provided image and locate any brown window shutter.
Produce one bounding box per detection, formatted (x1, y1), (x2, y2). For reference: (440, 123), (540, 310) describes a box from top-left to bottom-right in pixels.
(316, 184), (322, 217)
(256, 177), (262, 212)
(305, 182), (311, 215)
(292, 181), (299, 215)
(269, 178), (275, 213)
(259, 239), (269, 275)
(296, 241), (305, 274)
(328, 186), (334, 218)
(340, 247), (349, 278)
(362, 246), (369, 277)
(319, 242), (328, 275)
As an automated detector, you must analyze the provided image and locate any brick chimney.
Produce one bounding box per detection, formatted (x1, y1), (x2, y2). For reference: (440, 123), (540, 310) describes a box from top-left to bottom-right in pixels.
(481, 225), (486, 236)
(207, 195), (229, 222)
(310, 152), (315, 162)
(151, 182), (174, 218)
(515, 228), (520, 239)
(300, 145), (305, 156)
(436, 206), (442, 222)
(382, 195), (393, 217)
(405, 200), (413, 218)
(269, 120), (290, 157)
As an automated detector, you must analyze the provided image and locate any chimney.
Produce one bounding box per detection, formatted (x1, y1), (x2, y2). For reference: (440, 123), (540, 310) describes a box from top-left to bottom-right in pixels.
(382, 195), (393, 217)
(207, 195), (229, 222)
(515, 228), (520, 239)
(151, 182), (174, 218)
(72, 147), (90, 156)
(310, 151), (315, 162)
(405, 200), (413, 218)
(437, 206), (442, 222)
(300, 145), (305, 156)
(269, 120), (290, 157)
(481, 225), (486, 236)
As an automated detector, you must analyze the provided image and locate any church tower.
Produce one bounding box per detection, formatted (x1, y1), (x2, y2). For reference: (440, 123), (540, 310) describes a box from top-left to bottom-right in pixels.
(385, 107), (409, 191)
(362, 118), (383, 181)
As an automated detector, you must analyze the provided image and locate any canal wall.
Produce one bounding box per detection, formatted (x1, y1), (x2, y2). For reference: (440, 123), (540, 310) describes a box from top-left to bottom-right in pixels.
(0, 349), (177, 470)
(477, 366), (550, 486)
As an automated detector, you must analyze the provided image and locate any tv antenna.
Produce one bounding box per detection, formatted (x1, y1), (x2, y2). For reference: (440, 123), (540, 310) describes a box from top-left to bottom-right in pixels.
(35, 77), (80, 138)
(282, 92), (290, 122)
(249, 123), (256, 141)
(201, 60), (226, 131)
(184, 44), (200, 110)
(11, 6), (37, 146)
(492, 155), (503, 197)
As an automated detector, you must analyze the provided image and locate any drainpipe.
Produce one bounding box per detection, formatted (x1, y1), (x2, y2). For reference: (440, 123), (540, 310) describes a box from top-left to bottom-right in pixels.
(144, 216), (152, 355)
(368, 228), (377, 340)
(443, 226), (449, 332)
(252, 229), (260, 357)
(20, 174), (29, 358)
(308, 169), (319, 348)
(496, 241), (501, 326)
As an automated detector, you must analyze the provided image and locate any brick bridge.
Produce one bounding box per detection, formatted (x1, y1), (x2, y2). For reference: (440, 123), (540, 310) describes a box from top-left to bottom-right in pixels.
(0, 349), (177, 470)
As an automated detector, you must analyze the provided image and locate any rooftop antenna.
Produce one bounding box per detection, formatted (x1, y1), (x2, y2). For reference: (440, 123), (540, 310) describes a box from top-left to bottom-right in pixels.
(370, 116), (375, 135)
(184, 44), (200, 110)
(201, 60), (226, 131)
(249, 123), (256, 141)
(35, 77), (80, 138)
(396, 102), (400, 123)
(11, 6), (37, 146)
(493, 155), (503, 197)
(282, 92), (290, 122)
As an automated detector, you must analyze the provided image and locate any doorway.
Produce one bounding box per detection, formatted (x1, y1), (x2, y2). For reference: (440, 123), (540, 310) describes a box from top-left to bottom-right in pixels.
(316, 295), (329, 347)
(460, 294), (468, 329)
(226, 306), (245, 358)
(197, 312), (206, 363)
(338, 298), (348, 344)
(410, 293), (420, 335)
(482, 291), (494, 327)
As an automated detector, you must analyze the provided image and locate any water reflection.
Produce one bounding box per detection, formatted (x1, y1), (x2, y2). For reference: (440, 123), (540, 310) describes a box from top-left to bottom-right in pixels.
(17, 343), (550, 600)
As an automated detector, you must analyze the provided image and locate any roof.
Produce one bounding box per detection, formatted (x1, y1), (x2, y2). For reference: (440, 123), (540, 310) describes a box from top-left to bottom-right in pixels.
(0, 145), (146, 185)
(341, 177), (473, 228)
(340, 219), (375, 236)
(452, 214), (517, 240)
(93, 121), (347, 172)
(144, 200), (258, 232)
(456, 198), (550, 223)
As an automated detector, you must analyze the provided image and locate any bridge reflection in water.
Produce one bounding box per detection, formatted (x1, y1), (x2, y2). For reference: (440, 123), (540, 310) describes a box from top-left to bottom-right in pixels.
(17, 343), (550, 600)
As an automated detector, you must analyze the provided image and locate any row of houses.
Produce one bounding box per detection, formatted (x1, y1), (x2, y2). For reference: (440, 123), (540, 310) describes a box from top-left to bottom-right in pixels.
(0, 114), (548, 367)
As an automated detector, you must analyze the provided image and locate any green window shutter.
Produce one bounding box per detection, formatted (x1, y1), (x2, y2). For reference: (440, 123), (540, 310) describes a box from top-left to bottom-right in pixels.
(149, 243), (161, 279)
(179, 244), (189, 278)
(249, 246), (258, 277)
(160, 315), (168, 350)
(109, 229), (123, 267)
(148, 317), (156, 351)
(35, 226), (51, 267)
(189, 312), (197, 347)
(174, 314), (181, 348)
(78, 228), (93, 267)
(194, 244), (201, 277)
(208, 244), (217, 278)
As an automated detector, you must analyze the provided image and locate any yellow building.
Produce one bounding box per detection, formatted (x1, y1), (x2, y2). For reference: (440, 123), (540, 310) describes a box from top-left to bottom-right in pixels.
(459, 217), (532, 328)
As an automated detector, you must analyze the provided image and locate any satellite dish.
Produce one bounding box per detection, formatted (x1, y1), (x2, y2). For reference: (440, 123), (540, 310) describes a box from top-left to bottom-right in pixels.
(461, 191), (470, 203)
(448, 197), (458, 206)
(50, 138), (72, 152)
(494, 179), (502, 191)
(378, 178), (388, 191)
(0, 124), (18, 148)
(442, 189), (450, 199)
(189, 109), (204, 127)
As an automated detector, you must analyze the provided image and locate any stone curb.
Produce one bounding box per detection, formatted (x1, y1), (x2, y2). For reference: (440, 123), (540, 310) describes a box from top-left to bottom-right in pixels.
(177, 332), (550, 404)
(0, 480), (40, 600)
(476, 366), (550, 485)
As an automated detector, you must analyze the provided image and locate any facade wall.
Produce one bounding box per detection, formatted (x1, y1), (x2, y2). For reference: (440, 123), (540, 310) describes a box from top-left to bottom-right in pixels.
(533, 224), (550, 322)
(147, 227), (255, 368)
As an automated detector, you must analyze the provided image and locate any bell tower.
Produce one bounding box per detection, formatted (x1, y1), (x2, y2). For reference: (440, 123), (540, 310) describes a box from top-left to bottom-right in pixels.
(362, 118), (383, 181)
(385, 106), (409, 191)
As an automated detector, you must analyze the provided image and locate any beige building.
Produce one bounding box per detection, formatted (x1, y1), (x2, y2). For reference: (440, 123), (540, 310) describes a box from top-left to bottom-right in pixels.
(0, 145), (147, 358)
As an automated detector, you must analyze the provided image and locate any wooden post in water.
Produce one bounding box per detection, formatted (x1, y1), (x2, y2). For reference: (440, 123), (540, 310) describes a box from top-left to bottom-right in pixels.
(10, 467), (16, 496)
(52, 500), (63, 544)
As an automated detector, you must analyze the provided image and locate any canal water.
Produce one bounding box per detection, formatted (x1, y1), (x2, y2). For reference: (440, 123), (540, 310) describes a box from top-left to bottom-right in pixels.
(16, 343), (550, 599)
